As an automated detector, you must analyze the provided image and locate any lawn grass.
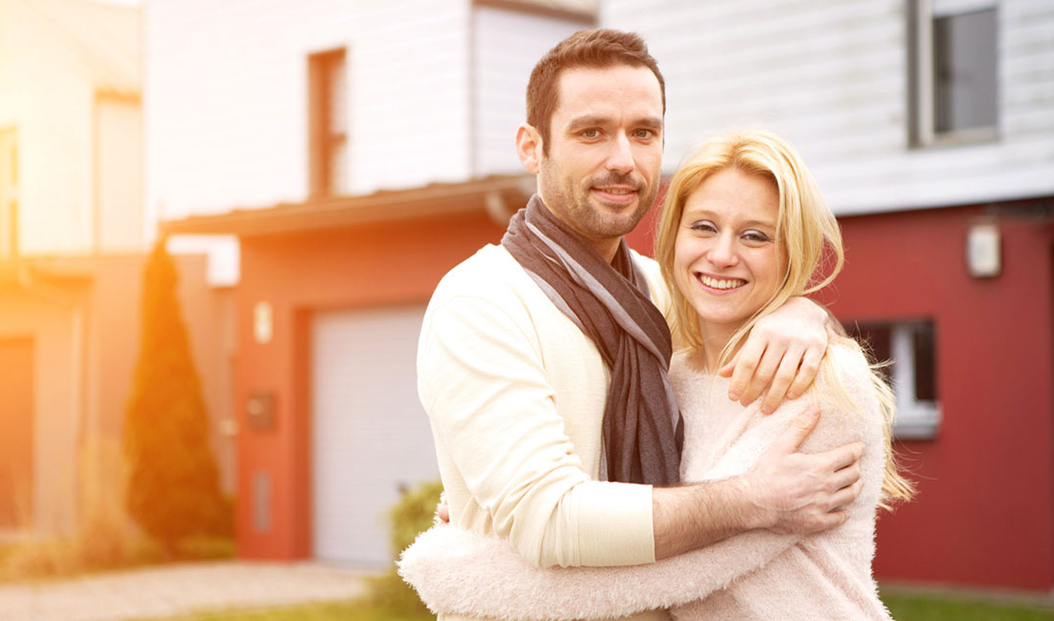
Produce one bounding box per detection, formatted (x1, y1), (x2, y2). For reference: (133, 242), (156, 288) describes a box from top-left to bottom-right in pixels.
(0, 535), (235, 584)
(881, 590), (1054, 621)
(138, 592), (1054, 621)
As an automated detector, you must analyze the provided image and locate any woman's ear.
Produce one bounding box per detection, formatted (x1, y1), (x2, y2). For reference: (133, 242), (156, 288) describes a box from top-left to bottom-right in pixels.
(516, 124), (542, 174)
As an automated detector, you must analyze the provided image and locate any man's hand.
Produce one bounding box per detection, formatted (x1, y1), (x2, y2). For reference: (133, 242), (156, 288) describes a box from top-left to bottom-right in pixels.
(436, 496), (450, 524)
(740, 408), (864, 535)
(719, 297), (829, 413)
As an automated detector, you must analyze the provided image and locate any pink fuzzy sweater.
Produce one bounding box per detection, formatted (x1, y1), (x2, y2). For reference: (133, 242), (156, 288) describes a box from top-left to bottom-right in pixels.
(400, 343), (894, 620)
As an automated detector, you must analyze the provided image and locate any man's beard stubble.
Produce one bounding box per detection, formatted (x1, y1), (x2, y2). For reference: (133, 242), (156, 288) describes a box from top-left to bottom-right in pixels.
(538, 165), (658, 243)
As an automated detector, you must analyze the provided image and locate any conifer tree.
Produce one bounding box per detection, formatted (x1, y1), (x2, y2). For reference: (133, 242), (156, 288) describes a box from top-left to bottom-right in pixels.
(123, 239), (225, 556)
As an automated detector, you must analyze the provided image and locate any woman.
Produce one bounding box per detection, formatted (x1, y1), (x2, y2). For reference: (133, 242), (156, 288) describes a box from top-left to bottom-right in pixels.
(399, 130), (914, 620)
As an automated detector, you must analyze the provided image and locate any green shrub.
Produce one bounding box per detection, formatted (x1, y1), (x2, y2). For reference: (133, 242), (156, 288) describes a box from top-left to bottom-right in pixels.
(123, 240), (229, 556)
(365, 480), (443, 614)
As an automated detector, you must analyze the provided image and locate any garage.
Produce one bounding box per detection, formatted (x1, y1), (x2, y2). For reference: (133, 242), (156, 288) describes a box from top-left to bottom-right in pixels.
(310, 304), (438, 567)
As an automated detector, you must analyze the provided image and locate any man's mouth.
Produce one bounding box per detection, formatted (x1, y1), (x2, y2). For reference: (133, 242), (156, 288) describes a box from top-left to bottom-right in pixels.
(592, 186), (639, 205)
(696, 273), (747, 291)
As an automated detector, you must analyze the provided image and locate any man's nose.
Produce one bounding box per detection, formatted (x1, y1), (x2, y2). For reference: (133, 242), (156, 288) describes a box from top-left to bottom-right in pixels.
(605, 133), (635, 174)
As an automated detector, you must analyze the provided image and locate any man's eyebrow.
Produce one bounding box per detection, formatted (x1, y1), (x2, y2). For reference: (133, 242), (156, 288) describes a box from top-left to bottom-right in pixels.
(565, 115), (664, 131)
(635, 116), (663, 130)
(565, 115), (611, 131)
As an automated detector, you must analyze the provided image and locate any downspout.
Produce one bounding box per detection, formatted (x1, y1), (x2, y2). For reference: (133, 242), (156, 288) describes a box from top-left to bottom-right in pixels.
(467, 1), (478, 178)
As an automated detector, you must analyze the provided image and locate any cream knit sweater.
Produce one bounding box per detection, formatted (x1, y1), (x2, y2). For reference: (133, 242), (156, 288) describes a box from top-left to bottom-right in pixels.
(417, 245), (671, 621)
(401, 342), (893, 620)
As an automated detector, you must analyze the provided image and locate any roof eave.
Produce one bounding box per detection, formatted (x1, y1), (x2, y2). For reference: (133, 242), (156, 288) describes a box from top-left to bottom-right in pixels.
(160, 174), (537, 238)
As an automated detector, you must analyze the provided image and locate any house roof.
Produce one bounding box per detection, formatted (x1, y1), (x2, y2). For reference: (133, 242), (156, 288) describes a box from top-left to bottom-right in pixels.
(7, 0), (140, 96)
(160, 174), (538, 238)
(474, 0), (596, 22)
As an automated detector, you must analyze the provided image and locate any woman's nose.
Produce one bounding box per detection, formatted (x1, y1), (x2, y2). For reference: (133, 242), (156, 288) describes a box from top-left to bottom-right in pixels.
(707, 233), (738, 267)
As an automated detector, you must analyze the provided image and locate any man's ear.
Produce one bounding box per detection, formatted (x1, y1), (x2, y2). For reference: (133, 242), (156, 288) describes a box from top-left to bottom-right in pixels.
(516, 124), (542, 174)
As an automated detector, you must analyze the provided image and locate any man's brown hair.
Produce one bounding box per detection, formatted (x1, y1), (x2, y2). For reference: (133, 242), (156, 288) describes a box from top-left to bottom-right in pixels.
(526, 28), (666, 155)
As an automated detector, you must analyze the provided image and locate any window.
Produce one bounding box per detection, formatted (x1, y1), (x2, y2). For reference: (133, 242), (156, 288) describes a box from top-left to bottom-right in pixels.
(0, 128), (18, 261)
(847, 320), (941, 440)
(909, 0), (998, 146)
(308, 48), (348, 197)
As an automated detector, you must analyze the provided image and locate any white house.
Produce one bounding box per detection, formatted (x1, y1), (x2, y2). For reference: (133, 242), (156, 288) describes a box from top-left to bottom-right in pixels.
(0, 0), (233, 537)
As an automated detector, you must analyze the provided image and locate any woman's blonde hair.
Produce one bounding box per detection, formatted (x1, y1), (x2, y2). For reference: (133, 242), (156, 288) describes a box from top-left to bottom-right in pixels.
(655, 129), (914, 510)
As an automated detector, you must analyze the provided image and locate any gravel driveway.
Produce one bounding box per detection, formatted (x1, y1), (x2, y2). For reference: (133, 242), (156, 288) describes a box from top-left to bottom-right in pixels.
(0, 561), (369, 621)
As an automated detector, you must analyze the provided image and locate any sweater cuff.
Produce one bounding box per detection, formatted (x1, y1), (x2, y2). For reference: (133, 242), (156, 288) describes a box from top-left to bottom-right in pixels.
(575, 481), (655, 566)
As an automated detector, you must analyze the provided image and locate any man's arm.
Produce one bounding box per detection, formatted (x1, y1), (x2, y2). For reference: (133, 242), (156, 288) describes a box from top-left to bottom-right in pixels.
(720, 297), (835, 414)
(653, 408), (863, 559)
(420, 291), (656, 568)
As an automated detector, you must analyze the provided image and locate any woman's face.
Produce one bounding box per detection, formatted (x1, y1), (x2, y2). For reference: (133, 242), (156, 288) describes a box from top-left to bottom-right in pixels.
(673, 167), (782, 337)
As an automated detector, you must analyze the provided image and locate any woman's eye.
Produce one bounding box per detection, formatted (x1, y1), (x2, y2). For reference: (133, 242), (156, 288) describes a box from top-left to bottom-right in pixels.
(690, 221), (717, 233)
(743, 231), (772, 243)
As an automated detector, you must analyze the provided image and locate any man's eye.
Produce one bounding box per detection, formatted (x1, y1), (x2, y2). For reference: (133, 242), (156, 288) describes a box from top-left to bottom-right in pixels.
(634, 129), (655, 139)
(581, 129), (601, 139)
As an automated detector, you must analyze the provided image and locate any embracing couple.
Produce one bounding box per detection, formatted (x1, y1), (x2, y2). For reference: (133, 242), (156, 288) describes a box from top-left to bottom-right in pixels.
(401, 28), (913, 621)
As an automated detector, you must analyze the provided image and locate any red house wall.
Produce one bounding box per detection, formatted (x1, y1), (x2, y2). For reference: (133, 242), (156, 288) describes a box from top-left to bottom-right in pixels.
(827, 204), (1054, 591)
(233, 210), (505, 559)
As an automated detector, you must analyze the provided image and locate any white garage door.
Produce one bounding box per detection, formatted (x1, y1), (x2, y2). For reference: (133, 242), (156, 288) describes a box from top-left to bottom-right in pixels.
(312, 304), (438, 568)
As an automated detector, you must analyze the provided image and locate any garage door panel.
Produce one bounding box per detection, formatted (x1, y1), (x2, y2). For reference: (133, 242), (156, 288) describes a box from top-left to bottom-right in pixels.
(311, 305), (437, 567)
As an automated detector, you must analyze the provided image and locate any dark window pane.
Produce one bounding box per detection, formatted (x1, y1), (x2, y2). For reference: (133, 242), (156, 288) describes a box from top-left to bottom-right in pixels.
(934, 9), (998, 133)
(847, 322), (893, 382)
(308, 48), (347, 196)
(913, 321), (938, 401)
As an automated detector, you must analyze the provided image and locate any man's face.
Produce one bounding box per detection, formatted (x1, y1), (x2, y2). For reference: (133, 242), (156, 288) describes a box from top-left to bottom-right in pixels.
(533, 65), (664, 252)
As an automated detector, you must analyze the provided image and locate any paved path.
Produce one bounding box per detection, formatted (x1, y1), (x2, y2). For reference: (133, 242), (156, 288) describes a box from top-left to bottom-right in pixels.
(0, 561), (369, 621)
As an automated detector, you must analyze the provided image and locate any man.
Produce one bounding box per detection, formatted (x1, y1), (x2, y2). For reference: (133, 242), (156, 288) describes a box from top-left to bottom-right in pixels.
(417, 29), (862, 620)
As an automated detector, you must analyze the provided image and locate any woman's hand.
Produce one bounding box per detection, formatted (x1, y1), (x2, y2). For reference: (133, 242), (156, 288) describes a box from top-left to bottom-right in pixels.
(719, 297), (829, 413)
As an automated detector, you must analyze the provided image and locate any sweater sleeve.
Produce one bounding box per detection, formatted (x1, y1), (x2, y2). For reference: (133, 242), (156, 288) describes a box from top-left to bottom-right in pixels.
(418, 292), (655, 569)
(402, 344), (887, 621)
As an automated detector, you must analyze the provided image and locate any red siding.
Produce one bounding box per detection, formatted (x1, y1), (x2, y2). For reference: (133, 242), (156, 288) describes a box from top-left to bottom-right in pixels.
(824, 205), (1054, 591)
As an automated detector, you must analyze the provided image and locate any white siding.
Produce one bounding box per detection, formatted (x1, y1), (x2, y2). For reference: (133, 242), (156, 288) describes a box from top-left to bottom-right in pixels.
(472, 6), (589, 176)
(96, 96), (144, 253)
(602, 0), (1054, 215)
(0, 0), (97, 255)
(145, 0), (474, 226)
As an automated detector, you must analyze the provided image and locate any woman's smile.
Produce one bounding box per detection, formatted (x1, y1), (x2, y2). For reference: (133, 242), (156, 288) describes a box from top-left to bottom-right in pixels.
(694, 272), (748, 292)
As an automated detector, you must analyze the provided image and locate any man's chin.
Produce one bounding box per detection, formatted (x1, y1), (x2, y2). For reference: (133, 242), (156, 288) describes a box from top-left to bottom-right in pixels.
(590, 211), (648, 239)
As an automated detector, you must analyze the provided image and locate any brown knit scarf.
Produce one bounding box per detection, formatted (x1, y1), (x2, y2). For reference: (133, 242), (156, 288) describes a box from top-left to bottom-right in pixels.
(501, 194), (683, 485)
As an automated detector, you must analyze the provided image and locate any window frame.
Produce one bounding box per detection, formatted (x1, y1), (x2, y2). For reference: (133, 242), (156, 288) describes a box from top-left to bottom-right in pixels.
(308, 48), (349, 197)
(887, 321), (941, 440)
(909, 0), (999, 148)
(0, 127), (18, 262)
(848, 319), (942, 440)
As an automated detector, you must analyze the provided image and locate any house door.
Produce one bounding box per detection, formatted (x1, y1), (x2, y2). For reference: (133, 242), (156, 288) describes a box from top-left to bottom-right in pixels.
(0, 337), (33, 529)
